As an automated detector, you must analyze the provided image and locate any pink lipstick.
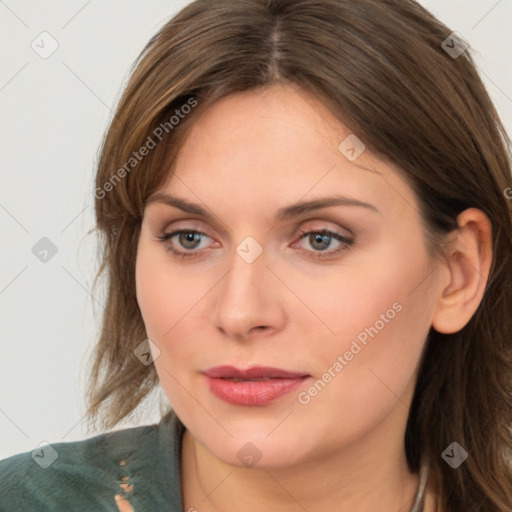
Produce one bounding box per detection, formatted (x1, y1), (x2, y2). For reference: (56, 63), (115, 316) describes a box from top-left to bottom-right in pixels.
(202, 365), (310, 406)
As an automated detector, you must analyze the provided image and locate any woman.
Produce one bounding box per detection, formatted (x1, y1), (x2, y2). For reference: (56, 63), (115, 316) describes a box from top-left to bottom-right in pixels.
(1, 0), (511, 511)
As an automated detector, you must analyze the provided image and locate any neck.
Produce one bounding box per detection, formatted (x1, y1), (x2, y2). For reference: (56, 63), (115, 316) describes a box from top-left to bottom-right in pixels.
(180, 411), (426, 512)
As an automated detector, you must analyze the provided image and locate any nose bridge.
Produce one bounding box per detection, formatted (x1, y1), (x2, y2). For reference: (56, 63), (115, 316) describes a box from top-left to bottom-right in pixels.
(213, 237), (284, 338)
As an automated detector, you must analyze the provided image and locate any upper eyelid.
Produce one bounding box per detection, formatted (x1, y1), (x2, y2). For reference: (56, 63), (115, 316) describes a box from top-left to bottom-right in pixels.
(146, 204), (232, 237)
(158, 216), (353, 237)
(147, 199), (369, 237)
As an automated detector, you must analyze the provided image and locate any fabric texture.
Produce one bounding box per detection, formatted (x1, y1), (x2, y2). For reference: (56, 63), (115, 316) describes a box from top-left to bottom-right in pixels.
(0, 409), (186, 511)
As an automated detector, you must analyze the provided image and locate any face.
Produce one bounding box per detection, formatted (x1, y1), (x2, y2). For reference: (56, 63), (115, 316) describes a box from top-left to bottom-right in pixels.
(136, 84), (441, 469)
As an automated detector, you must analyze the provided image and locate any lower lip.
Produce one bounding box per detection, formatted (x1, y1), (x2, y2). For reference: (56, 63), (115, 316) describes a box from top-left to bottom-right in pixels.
(205, 376), (309, 406)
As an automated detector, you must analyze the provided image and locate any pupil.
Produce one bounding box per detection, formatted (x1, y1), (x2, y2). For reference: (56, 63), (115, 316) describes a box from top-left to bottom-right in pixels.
(312, 233), (330, 250)
(181, 232), (200, 248)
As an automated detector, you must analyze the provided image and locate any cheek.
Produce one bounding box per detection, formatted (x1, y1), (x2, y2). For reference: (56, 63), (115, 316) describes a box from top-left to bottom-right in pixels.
(294, 248), (435, 428)
(135, 240), (194, 339)
(135, 240), (215, 382)
(135, 258), (166, 340)
(283, 249), (431, 355)
(135, 245), (196, 407)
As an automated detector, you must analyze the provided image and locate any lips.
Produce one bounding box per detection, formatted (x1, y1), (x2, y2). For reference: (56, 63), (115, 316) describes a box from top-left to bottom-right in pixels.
(202, 365), (311, 406)
(202, 365), (309, 380)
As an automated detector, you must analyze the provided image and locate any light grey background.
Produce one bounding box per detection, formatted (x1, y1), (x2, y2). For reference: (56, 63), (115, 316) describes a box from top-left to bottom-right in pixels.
(1, 0), (511, 459)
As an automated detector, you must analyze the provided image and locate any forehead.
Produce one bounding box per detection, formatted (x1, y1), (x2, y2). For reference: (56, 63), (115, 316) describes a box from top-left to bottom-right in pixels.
(175, 85), (348, 169)
(158, 85), (417, 222)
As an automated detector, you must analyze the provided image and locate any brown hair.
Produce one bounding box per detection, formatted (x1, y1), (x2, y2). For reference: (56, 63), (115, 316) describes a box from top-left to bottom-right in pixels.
(87, 0), (512, 510)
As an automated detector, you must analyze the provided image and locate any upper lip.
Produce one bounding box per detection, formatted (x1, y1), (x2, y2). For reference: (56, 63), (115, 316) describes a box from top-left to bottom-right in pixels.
(202, 365), (309, 379)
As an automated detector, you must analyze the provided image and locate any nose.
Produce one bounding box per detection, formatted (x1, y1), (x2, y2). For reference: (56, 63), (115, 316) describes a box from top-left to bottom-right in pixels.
(212, 243), (286, 341)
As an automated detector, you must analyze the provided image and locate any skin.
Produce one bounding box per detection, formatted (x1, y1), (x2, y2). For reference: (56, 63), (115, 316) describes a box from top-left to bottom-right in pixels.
(135, 84), (492, 512)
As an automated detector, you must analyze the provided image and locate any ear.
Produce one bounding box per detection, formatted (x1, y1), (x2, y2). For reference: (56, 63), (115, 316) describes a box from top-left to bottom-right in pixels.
(432, 208), (493, 334)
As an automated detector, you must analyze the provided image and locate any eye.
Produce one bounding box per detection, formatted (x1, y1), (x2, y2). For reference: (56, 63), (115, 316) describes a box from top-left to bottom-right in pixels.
(293, 228), (354, 259)
(156, 227), (354, 261)
(156, 230), (214, 260)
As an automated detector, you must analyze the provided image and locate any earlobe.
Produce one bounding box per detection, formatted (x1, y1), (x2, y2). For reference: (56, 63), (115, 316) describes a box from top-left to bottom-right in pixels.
(432, 208), (493, 334)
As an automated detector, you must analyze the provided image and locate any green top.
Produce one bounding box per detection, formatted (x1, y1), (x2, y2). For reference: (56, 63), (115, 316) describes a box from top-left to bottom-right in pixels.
(0, 409), (186, 511)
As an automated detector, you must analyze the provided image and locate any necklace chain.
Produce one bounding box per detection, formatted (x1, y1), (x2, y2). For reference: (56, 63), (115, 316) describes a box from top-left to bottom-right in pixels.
(410, 461), (429, 512)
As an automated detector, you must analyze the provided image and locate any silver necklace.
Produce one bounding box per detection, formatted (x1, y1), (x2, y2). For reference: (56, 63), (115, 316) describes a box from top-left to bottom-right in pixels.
(410, 461), (430, 512)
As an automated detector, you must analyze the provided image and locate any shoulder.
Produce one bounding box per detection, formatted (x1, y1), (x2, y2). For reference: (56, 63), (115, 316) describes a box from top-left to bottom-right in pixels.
(0, 410), (185, 511)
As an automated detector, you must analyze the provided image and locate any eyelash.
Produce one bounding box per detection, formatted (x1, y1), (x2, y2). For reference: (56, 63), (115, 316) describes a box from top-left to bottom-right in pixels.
(155, 228), (354, 261)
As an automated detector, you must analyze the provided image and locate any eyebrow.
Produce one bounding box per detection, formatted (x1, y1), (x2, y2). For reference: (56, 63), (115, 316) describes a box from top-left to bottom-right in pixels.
(146, 192), (379, 222)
